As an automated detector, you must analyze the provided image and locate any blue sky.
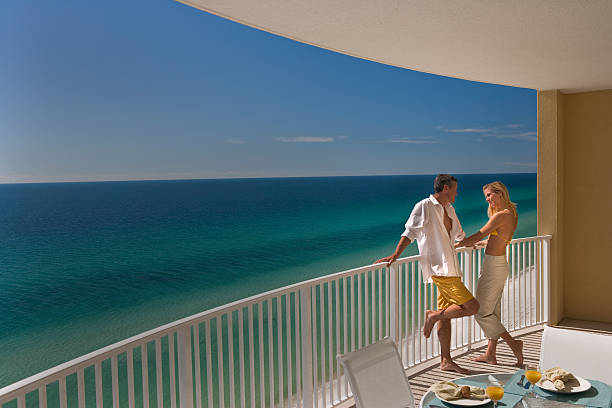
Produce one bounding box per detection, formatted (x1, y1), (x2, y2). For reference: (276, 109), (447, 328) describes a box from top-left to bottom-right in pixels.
(1, 0), (537, 183)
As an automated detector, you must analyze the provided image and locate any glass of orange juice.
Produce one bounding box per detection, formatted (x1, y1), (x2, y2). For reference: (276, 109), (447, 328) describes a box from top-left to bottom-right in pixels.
(524, 364), (542, 398)
(486, 383), (504, 408)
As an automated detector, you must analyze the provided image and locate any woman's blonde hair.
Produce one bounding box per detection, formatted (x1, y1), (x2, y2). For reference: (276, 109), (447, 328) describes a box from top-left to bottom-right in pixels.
(483, 181), (517, 218)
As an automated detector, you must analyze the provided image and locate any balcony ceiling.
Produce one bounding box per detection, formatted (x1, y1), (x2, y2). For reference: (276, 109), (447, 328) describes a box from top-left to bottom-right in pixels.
(178, 0), (612, 93)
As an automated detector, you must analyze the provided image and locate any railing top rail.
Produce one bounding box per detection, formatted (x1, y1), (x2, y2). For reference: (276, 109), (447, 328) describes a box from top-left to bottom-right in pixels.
(0, 234), (550, 400)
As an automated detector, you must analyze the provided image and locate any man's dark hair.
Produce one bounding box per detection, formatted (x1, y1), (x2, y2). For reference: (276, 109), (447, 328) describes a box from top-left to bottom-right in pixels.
(434, 174), (457, 193)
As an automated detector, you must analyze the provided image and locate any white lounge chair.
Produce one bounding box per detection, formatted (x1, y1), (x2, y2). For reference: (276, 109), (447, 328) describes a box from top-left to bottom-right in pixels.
(540, 324), (612, 384)
(337, 337), (415, 408)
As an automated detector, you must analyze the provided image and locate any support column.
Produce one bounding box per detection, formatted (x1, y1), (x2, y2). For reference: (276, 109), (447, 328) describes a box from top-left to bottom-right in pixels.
(537, 90), (564, 325)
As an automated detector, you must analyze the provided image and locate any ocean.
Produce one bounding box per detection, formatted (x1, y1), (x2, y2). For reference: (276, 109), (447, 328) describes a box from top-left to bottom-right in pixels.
(0, 174), (536, 387)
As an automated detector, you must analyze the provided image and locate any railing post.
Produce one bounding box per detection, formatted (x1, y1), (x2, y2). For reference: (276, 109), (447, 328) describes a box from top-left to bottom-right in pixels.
(465, 250), (473, 349)
(543, 238), (551, 323)
(389, 265), (399, 344)
(177, 326), (194, 408)
(300, 287), (314, 408)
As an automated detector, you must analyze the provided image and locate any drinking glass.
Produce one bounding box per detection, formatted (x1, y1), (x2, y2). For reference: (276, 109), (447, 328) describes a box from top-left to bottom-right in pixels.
(485, 382), (505, 408)
(524, 364), (542, 398)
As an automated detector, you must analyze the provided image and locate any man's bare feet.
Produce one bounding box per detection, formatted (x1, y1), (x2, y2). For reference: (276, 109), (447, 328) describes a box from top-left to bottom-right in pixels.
(423, 310), (438, 338)
(510, 339), (524, 367)
(440, 360), (471, 375)
(470, 354), (497, 365)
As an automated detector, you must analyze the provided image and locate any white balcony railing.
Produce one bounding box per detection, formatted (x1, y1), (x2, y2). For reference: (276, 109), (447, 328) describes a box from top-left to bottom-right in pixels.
(0, 235), (551, 408)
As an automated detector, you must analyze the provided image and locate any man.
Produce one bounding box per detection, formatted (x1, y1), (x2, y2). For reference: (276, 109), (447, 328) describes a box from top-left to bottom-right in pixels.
(376, 174), (479, 374)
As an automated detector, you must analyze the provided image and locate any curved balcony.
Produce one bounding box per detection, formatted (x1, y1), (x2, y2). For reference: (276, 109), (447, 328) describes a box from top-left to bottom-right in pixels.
(0, 235), (551, 408)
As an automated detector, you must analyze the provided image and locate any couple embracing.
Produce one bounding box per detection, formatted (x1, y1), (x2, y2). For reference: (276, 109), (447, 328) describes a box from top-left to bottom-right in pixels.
(376, 174), (523, 375)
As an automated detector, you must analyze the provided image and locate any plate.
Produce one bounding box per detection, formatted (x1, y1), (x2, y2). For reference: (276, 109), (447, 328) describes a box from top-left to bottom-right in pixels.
(438, 396), (492, 406)
(536, 376), (591, 394)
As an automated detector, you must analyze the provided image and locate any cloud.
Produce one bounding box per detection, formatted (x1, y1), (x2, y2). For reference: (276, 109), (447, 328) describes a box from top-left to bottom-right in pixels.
(225, 138), (244, 144)
(386, 136), (439, 144)
(438, 126), (493, 133)
(505, 162), (537, 168)
(438, 124), (536, 142)
(275, 137), (334, 143)
(483, 131), (537, 141)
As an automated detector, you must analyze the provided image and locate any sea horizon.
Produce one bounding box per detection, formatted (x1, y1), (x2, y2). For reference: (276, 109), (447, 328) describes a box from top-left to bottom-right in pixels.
(0, 171), (536, 186)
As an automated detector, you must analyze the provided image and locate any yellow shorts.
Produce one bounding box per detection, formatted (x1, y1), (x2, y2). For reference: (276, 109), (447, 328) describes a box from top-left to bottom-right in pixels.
(430, 276), (474, 310)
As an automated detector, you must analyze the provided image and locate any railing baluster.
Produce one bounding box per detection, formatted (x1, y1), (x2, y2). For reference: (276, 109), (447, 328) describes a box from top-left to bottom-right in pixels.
(127, 350), (135, 408)
(267, 300), (275, 408)
(39, 384), (47, 408)
(537, 239), (541, 323)
(286, 294), (293, 408)
(352, 275), (356, 353)
(95, 361), (103, 408)
(111, 355), (119, 408)
(543, 238), (551, 323)
(417, 263), (422, 363)
(378, 269), (383, 343)
(218, 316), (226, 408)
(169, 332), (176, 408)
(526, 241), (531, 325)
(365, 271), (370, 347)
(205, 321), (213, 408)
(143, 344), (150, 408)
(335, 280), (341, 402)
(410, 262), (415, 366)
(155, 339), (163, 408)
(319, 284), (326, 408)
(258, 304), (265, 408)
(229, 311), (236, 408)
(249, 306), (256, 408)
(343, 277), (348, 398)
(327, 282), (333, 405)
(278, 296), (284, 408)
(193, 324), (202, 408)
(357, 274), (362, 350)
(17, 395), (25, 408)
(238, 308), (246, 408)
(311, 287), (319, 408)
(59, 376), (67, 408)
(177, 324), (194, 408)
(78, 368), (86, 408)
(296, 290), (303, 408)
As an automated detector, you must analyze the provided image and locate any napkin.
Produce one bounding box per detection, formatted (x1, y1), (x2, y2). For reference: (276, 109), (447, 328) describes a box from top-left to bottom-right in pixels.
(429, 381), (488, 400)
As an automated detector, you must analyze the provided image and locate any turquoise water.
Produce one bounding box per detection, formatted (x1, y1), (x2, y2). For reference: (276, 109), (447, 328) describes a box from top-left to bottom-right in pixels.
(0, 174), (536, 387)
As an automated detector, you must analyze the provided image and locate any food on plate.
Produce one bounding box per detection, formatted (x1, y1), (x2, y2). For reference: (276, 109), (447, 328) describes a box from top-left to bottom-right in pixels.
(543, 367), (578, 391)
(429, 381), (487, 400)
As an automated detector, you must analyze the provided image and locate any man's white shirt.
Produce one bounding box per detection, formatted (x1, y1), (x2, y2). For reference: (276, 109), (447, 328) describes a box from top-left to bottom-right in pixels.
(401, 195), (465, 283)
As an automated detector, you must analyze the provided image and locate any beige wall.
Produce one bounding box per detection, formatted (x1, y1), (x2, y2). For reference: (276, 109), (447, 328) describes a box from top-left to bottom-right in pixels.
(562, 90), (612, 322)
(538, 89), (612, 324)
(537, 90), (564, 324)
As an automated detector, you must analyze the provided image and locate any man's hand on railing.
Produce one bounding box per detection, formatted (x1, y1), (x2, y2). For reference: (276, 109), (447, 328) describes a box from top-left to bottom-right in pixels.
(374, 254), (397, 267)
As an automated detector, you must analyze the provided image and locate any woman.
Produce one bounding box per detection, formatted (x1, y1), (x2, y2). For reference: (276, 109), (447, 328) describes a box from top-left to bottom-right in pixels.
(456, 181), (523, 367)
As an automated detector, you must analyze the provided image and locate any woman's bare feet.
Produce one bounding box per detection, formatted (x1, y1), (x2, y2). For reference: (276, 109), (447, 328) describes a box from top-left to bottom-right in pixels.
(440, 359), (471, 374)
(470, 353), (497, 365)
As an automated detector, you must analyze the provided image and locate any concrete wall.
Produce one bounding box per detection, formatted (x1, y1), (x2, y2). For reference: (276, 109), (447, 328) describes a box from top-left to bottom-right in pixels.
(538, 89), (612, 324)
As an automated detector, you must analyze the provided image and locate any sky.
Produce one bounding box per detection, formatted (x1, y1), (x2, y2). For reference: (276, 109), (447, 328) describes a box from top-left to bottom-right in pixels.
(0, 0), (537, 183)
